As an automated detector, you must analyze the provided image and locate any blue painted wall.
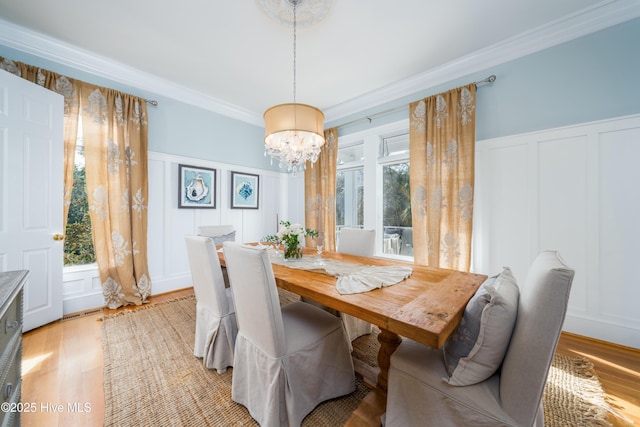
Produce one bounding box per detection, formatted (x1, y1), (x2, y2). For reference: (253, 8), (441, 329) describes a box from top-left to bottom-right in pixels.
(332, 18), (640, 140)
(2, 17), (638, 164)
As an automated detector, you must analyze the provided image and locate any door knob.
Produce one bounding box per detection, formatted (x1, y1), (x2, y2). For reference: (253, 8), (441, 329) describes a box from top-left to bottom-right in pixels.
(53, 234), (65, 241)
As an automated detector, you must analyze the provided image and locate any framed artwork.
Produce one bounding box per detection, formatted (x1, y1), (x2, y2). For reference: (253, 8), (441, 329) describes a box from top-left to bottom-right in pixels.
(178, 164), (216, 208)
(230, 171), (259, 209)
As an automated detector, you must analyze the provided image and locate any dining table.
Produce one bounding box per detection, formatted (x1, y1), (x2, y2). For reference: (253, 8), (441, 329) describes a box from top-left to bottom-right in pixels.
(217, 245), (487, 397)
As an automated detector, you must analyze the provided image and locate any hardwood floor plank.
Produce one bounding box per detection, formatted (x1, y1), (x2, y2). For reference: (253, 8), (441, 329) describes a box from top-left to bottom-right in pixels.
(21, 288), (640, 426)
(554, 333), (640, 426)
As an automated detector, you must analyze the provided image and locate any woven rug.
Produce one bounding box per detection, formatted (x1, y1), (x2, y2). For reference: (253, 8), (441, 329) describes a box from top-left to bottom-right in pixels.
(104, 293), (613, 426)
(352, 326), (614, 427)
(102, 294), (368, 426)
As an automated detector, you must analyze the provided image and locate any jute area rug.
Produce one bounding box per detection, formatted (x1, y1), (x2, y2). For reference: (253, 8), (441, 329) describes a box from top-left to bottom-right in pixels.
(103, 293), (613, 426)
(102, 294), (368, 426)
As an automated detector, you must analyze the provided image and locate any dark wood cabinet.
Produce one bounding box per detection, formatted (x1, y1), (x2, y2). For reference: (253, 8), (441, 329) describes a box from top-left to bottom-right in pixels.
(0, 271), (27, 427)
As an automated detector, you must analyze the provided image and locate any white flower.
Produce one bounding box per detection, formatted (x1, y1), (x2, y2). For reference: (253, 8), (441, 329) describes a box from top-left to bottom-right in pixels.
(262, 220), (317, 248)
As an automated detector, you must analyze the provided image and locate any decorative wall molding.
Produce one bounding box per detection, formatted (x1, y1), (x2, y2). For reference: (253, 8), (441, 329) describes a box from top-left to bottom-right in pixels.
(325, 0), (640, 122)
(473, 113), (640, 349)
(62, 150), (289, 315)
(2, 1), (639, 126)
(0, 19), (262, 126)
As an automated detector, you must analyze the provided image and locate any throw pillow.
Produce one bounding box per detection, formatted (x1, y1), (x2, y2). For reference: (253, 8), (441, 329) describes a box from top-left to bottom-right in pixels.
(442, 267), (520, 386)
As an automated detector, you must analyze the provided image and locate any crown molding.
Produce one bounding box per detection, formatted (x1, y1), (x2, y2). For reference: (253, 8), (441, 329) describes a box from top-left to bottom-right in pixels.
(1, 0), (638, 127)
(0, 18), (264, 126)
(324, 0), (640, 123)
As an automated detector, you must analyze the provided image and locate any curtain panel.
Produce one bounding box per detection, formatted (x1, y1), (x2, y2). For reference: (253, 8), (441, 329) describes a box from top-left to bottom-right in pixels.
(80, 84), (151, 308)
(304, 127), (338, 251)
(409, 84), (476, 271)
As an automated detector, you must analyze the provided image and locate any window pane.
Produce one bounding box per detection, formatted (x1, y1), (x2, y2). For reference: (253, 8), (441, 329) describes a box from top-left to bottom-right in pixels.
(382, 162), (412, 256)
(336, 168), (364, 232)
(380, 133), (409, 158)
(64, 132), (96, 266)
(338, 144), (364, 165)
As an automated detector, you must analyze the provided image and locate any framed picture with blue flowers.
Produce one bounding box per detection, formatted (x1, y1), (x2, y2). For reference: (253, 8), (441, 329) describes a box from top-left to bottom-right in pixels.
(230, 171), (259, 209)
(178, 164), (216, 208)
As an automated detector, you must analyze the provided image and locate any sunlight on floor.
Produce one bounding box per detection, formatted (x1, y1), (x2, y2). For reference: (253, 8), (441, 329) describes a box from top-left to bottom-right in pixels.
(22, 352), (51, 375)
(573, 350), (640, 378)
(606, 395), (638, 426)
(570, 350), (640, 426)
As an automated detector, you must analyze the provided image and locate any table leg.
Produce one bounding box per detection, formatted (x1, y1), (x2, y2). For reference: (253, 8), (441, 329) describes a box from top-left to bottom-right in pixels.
(376, 328), (402, 391)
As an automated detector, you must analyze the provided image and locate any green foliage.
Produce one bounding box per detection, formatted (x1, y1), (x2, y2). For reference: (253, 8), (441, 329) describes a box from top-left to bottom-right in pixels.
(336, 172), (345, 225)
(383, 163), (412, 227)
(337, 164), (409, 229)
(336, 169), (364, 227)
(64, 165), (96, 266)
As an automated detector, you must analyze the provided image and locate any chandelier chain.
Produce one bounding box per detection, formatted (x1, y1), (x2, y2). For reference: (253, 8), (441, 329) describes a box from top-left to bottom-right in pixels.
(292, 1), (297, 104)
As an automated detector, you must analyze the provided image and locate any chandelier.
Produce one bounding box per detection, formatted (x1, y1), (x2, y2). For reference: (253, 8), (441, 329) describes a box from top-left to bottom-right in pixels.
(263, 0), (325, 175)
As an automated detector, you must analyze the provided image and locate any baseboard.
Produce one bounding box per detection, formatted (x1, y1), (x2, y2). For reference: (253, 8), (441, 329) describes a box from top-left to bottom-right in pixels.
(560, 330), (640, 354)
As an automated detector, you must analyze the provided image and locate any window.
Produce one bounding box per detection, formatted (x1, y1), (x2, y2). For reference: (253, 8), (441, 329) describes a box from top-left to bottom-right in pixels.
(63, 125), (96, 266)
(335, 119), (413, 260)
(336, 168), (364, 229)
(336, 143), (364, 231)
(379, 133), (412, 257)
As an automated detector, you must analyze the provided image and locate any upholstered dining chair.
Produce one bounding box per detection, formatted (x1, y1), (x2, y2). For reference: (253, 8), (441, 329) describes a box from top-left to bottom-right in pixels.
(197, 225), (236, 287)
(223, 242), (355, 427)
(197, 224), (236, 246)
(336, 227), (376, 341)
(184, 235), (237, 374)
(384, 250), (575, 426)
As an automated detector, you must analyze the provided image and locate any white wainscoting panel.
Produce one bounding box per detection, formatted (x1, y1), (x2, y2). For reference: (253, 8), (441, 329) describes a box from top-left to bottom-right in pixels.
(62, 151), (290, 314)
(474, 114), (640, 348)
(598, 127), (640, 324)
(145, 152), (290, 295)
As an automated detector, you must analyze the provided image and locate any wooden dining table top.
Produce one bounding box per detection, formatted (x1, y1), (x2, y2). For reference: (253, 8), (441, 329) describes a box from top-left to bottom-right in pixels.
(218, 246), (487, 349)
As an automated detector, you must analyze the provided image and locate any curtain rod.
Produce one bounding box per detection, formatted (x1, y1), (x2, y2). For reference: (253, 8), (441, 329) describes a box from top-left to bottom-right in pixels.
(146, 99), (158, 107)
(337, 74), (496, 130)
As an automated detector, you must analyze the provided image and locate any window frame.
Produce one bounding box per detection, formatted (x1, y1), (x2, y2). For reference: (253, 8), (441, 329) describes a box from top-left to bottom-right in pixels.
(336, 140), (365, 233)
(337, 119), (412, 260)
(377, 131), (412, 261)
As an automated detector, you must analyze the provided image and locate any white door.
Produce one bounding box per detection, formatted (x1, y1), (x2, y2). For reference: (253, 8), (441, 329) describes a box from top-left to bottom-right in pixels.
(0, 69), (64, 331)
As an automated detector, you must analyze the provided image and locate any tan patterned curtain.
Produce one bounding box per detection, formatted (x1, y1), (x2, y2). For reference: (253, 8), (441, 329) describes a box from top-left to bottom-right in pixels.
(80, 84), (151, 309)
(0, 57), (80, 230)
(304, 127), (338, 251)
(409, 84), (476, 271)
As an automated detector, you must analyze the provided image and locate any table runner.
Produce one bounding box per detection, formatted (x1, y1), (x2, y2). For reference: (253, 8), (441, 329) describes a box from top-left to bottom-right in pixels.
(268, 250), (413, 294)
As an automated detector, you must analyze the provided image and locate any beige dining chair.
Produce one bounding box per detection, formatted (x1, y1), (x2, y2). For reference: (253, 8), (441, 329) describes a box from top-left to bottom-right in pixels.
(184, 235), (237, 374)
(223, 242), (355, 427)
(384, 250), (575, 426)
(336, 227), (375, 341)
(197, 225), (235, 287)
(197, 224), (236, 246)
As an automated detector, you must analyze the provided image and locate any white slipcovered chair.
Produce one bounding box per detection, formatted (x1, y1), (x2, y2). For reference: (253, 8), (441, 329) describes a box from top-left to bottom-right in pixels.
(385, 250), (575, 426)
(197, 225), (236, 288)
(337, 227), (376, 258)
(197, 224), (236, 246)
(336, 227), (376, 341)
(222, 242), (355, 427)
(184, 235), (237, 374)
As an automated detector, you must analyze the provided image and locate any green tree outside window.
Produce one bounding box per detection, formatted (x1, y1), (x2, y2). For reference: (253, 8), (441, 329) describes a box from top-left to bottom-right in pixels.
(63, 164), (96, 265)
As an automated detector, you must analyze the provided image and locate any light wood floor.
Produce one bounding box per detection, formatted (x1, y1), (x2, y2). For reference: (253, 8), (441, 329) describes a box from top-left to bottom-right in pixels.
(20, 288), (639, 426)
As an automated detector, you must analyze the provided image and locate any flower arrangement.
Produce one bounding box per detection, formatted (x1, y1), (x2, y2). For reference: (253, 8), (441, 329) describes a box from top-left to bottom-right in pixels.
(263, 220), (317, 260)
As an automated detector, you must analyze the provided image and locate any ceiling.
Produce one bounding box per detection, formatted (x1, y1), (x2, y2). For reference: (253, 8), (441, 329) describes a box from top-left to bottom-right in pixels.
(0, 0), (637, 126)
